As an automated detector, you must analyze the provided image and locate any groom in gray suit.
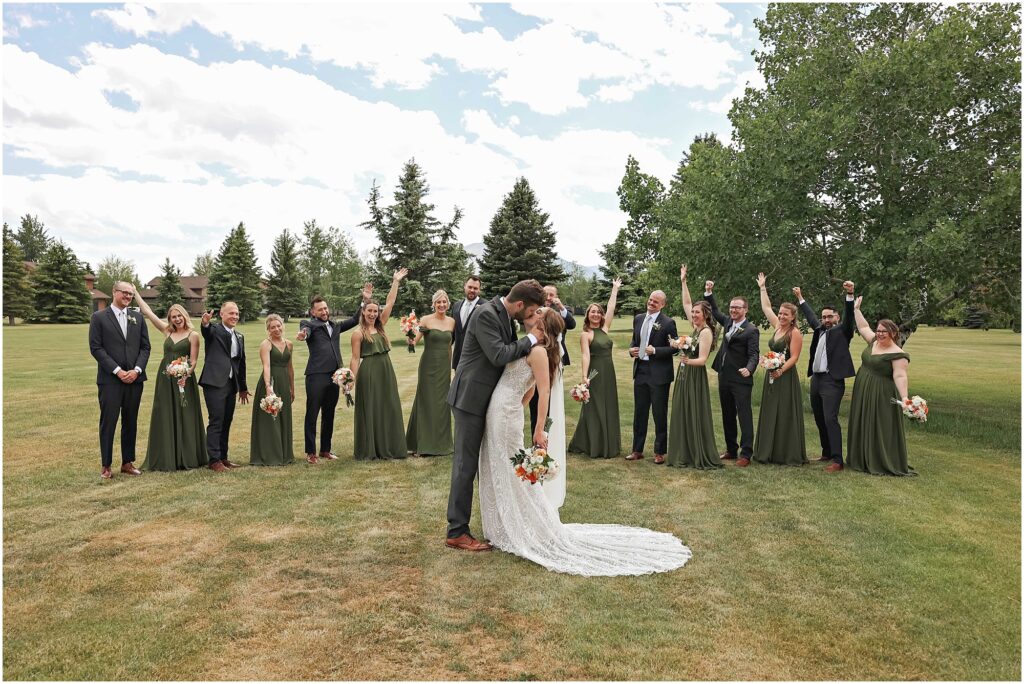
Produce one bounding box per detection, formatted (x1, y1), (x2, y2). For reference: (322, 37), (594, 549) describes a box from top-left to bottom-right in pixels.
(445, 279), (547, 551)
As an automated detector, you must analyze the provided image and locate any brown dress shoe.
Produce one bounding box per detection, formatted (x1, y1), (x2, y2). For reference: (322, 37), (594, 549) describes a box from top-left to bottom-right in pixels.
(222, 459), (241, 469)
(720, 451), (738, 460)
(625, 452), (644, 461)
(653, 454), (666, 465)
(100, 466), (113, 479)
(120, 462), (142, 476)
(306, 453), (320, 464)
(318, 451), (338, 461)
(209, 460), (229, 472)
(825, 463), (844, 473)
(736, 458), (750, 467)
(445, 534), (493, 552)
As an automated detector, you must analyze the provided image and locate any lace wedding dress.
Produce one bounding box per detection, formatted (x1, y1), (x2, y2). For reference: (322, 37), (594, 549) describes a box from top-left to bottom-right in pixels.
(479, 358), (692, 576)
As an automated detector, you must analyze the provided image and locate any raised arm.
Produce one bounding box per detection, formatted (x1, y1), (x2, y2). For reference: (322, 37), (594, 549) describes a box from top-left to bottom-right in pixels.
(602, 277), (622, 333)
(853, 297), (874, 342)
(794, 287), (821, 331)
(841, 281), (856, 339)
(757, 272), (780, 329)
(680, 265), (694, 323)
(702, 281), (730, 327)
(131, 284), (169, 334)
(379, 268), (408, 324)
(335, 282), (374, 335)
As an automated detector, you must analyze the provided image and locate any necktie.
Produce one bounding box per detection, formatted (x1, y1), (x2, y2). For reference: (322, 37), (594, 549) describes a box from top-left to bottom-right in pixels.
(462, 301), (471, 326)
(640, 315), (653, 360)
(813, 327), (829, 373)
(325, 320), (333, 337)
(118, 310), (127, 337)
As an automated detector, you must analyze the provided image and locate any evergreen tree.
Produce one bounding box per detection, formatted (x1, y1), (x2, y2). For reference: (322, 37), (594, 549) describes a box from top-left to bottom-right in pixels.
(265, 229), (306, 320)
(155, 258), (186, 318)
(299, 219), (335, 305)
(298, 220), (365, 314)
(206, 222), (263, 321)
(3, 224), (34, 325)
(16, 214), (51, 262)
(431, 207), (472, 299)
(31, 241), (91, 323)
(597, 232), (647, 315)
(96, 255), (139, 298)
(191, 250), (216, 277)
(478, 177), (565, 297)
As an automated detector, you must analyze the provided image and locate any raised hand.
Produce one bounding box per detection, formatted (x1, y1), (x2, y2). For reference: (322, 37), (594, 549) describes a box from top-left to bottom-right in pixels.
(843, 280), (855, 295)
(854, 296), (862, 310)
(792, 286), (802, 301)
(393, 268), (409, 282)
(756, 272), (767, 288)
(680, 264), (688, 282)
(201, 309), (215, 326)
(612, 277), (623, 289)
(361, 281), (374, 301)
(705, 280), (714, 293)
(296, 326), (309, 341)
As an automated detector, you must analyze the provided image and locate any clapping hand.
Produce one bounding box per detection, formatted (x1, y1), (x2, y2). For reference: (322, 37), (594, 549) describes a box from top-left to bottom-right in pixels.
(792, 286), (803, 301)
(756, 272), (767, 288)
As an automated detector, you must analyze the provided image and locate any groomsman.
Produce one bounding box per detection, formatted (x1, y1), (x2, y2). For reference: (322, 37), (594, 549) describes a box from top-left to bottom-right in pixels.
(89, 281), (151, 479)
(627, 290), (678, 464)
(529, 284), (577, 432)
(199, 302), (249, 472)
(296, 284), (372, 464)
(451, 275), (483, 370)
(795, 281), (856, 473)
(704, 281), (760, 466)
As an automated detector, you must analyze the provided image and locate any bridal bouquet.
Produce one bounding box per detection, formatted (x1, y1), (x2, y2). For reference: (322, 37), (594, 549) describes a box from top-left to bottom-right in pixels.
(759, 350), (786, 384)
(570, 370), (598, 403)
(332, 367), (355, 407)
(893, 395), (929, 422)
(673, 335), (695, 352)
(260, 390), (284, 420)
(399, 311), (419, 353)
(164, 356), (192, 407)
(509, 445), (559, 485)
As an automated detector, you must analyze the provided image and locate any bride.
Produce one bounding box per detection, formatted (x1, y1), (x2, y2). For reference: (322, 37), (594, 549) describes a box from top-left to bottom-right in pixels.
(478, 307), (692, 576)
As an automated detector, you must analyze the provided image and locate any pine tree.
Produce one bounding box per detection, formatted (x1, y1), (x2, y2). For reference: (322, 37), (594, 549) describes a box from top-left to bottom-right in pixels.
(16, 214), (51, 262)
(478, 177), (565, 297)
(431, 207), (472, 299)
(264, 229), (306, 320)
(3, 224), (34, 325)
(155, 258), (186, 317)
(31, 241), (91, 323)
(299, 219), (335, 305)
(597, 231), (647, 315)
(206, 222), (263, 321)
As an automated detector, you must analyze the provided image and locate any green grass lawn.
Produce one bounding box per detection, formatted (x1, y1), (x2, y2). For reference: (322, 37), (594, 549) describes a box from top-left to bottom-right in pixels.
(3, 318), (1020, 680)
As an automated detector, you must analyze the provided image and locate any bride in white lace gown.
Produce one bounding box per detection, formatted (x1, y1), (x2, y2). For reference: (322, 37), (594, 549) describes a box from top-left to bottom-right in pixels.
(479, 308), (692, 576)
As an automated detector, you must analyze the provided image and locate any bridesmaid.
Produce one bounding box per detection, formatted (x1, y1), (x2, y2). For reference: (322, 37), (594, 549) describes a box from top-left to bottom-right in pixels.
(847, 298), (916, 476)
(752, 272), (807, 466)
(250, 314), (296, 466)
(132, 289), (208, 471)
(406, 289), (455, 456)
(568, 278), (622, 458)
(667, 265), (721, 470)
(351, 268), (408, 460)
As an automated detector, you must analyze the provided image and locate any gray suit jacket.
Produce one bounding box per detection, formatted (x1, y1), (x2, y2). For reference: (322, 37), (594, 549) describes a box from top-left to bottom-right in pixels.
(447, 296), (533, 417)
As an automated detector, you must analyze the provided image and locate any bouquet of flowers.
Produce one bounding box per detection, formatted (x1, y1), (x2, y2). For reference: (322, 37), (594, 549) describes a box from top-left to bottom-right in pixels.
(164, 356), (192, 407)
(759, 350), (787, 384)
(332, 367), (355, 407)
(400, 311), (419, 353)
(570, 370), (598, 404)
(260, 390), (284, 420)
(893, 395), (929, 422)
(673, 335), (695, 352)
(509, 445), (559, 485)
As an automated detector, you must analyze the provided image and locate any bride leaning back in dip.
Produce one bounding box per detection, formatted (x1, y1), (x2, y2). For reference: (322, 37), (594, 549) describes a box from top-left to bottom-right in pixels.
(477, 306), (692, 576)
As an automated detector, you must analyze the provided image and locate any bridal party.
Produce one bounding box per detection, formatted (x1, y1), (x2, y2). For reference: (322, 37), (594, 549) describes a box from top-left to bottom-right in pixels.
(89, 265), (922, 485)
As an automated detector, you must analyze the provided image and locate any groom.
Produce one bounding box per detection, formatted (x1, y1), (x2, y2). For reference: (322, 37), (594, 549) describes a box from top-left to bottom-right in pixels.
(445, 279), (547, 551)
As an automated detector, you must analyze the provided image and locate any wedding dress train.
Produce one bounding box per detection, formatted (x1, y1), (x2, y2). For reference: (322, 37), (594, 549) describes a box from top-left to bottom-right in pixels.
(479, 358), (691, 576)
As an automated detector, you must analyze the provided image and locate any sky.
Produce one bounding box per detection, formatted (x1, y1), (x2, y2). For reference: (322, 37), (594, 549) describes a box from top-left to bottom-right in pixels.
(2, 1), (767, 279)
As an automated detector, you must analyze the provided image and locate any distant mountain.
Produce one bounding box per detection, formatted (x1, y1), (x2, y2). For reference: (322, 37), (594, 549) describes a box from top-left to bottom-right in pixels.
(464, 242), (599, 279)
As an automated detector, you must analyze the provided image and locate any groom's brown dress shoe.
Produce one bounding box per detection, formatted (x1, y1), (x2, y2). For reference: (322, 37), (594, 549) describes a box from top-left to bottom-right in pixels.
(653, 454), (666, 465)
(736, 458), (750, 467)
(319, 451), (338, 461)
(445, 534), (493, 552)
(209, 461), (229, 472)
(222, 459), (242, 469)
(625, 452), (644, 461)
(824, 463), (844, 473)
(306, 453), (320, 464)
(120, 462), (141, 476)
(100, 466), (113, 479)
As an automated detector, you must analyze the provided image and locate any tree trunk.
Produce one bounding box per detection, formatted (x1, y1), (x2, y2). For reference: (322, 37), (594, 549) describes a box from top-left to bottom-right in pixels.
(896, 283), (974, 345)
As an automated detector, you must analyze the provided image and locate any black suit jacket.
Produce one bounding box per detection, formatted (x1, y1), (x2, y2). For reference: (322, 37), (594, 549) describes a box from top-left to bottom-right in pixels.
(89, 307), (151, 384)
(704, 293), (760, 385)
(630, 311), (678, 385)
(558, 308), (577, 366)
(448, 297), (533, 416)
(300, 312), (359, 375)
(800, 298), (856, 379)
(199, 323), (248, 393)
(451, 297), (482, 370)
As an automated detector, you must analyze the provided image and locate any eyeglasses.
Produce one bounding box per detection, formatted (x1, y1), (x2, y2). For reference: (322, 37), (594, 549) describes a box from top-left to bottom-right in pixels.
(875, 330), (888, 335)
(114, 289), (132, 295)
(728, 305), (745, 310)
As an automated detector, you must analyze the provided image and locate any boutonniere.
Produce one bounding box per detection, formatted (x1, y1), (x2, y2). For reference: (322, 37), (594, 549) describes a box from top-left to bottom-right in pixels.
(652, 322), (661, 331)
(514, 320), (521, 332)
(127, 314), (137, 326)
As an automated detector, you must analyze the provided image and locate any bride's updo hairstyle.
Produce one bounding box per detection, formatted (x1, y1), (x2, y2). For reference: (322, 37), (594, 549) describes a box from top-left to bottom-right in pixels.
(538, 307), (565, 383)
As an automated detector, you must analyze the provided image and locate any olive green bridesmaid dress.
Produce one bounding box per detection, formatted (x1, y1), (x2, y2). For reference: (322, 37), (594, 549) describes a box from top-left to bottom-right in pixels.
(568, 329), (621, 458)
(847, 342), (915, 476)
(250, 343), (295, 466)
(143, 334), (209, 471)
(753, 333), (807, 466)
(406, 328), (453, 456)
(354, 333), (407, 460)
(666, 331), (721, 470)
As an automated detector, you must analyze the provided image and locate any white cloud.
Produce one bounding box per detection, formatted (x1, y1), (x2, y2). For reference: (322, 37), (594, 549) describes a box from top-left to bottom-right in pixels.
(691, 68), (765, 115)
(93, 2), (746, 114)
(188, 43), (199, 59)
